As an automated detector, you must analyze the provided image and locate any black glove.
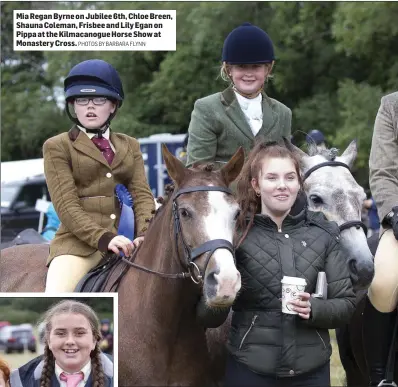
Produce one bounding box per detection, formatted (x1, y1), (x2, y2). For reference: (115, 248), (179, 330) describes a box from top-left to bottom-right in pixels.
(391, 206), (398, 240)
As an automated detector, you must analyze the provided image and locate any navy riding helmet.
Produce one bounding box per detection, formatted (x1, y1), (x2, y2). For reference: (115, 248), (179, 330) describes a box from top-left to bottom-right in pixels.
(64, 59), (124, 127)
(306, 129), (325, 145)
(222, 22), (275, 64)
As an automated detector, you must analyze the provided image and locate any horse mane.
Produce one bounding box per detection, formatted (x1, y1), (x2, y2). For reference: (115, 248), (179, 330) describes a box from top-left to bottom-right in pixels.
(307, 143), (340, 161)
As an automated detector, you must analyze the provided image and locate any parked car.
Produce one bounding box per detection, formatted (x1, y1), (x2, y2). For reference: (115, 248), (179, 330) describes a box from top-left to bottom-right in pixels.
(1, 174), (50, 243)
(0, 325), (37, 354)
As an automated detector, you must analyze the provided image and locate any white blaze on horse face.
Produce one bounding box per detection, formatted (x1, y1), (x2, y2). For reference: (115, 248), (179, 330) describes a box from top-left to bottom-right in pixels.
(203, 190), (241, 303)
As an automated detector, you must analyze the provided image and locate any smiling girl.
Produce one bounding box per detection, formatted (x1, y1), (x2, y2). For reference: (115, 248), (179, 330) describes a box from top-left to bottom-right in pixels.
(10, 300), (113, 387)
(186, 23), (292, 167)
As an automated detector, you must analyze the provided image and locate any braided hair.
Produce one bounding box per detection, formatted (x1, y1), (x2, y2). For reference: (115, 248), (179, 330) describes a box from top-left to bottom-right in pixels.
(39, 300), (106, 387)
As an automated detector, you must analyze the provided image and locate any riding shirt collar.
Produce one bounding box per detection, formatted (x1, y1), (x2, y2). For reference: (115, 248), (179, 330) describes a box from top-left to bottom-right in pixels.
(55, 361), (91, 386)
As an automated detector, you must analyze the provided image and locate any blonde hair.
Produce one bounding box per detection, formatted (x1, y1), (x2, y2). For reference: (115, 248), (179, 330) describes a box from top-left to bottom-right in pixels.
(39, 300), (106, 387)
(219, 62), (274, 84)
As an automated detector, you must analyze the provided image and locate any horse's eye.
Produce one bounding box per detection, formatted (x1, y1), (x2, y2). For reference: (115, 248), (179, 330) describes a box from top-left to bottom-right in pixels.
(234, 210), (241, 221)
(310, 195), (323, 205)
(180, 208), (190, 218)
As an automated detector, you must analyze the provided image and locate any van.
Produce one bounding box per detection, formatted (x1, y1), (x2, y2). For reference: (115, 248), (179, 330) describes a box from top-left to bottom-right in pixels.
(1, 175), (50, 243)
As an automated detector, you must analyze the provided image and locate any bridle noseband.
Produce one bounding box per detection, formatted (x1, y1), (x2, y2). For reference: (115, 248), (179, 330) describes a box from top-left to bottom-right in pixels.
(120, 185), (235, 284)
(303, 160), (368, 236)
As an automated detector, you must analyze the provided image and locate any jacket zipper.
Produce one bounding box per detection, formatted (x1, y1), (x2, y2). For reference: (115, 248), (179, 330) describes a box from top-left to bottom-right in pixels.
(238, 315), (258, 350)
(316, 330), (327, 349)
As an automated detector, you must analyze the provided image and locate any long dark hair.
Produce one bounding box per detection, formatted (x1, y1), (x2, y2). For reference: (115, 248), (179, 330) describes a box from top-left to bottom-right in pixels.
(235, 141), (303, 247)
(39, 300), (106, 387)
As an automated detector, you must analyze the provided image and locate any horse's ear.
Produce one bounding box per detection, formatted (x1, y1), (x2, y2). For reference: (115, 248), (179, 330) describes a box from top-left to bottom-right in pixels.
(339, 139), (358, 168)
(162, 144), (186, 186)
(282, 138), (309, 169)
(220, 147), (245, 186)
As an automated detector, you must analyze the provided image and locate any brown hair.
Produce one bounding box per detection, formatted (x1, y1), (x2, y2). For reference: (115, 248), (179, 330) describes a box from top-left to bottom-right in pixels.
(39, 300), (106, 387)
(235, 140), (303, 247)
(0, 358), (11, 386)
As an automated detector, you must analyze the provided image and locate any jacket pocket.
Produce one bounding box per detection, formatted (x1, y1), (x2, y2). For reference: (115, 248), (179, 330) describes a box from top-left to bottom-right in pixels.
(316, 330), (326, 349)
(238, 315), (258, 350)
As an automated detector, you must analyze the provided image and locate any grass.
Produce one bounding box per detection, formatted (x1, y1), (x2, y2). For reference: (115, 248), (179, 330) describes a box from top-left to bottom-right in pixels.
(330, 329), (347, 386)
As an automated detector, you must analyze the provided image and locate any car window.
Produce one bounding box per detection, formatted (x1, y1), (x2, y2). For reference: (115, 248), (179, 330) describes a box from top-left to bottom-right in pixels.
(14, 183), (48, 209)
(1, 184), (20, 208)
(12, 329), (32, 339)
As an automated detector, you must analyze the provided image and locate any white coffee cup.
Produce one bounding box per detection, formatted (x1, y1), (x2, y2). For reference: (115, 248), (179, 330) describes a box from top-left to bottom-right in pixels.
(281, 276), (307, 315)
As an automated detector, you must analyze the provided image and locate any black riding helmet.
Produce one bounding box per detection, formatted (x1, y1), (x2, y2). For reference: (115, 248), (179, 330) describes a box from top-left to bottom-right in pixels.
(222, 22), (275, 64)
(64, 59), (124, 134)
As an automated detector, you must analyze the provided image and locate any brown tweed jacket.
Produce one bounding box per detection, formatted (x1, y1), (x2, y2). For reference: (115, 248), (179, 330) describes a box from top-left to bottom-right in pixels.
(43, 125), (155, 264)
(369, 91), (398, 222)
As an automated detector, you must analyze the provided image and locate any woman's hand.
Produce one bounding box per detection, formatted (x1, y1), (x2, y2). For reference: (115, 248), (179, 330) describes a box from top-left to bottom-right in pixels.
(132, 236), (144, 249)
(108, 236), (145, 257)
(108, 235), (134, 256)
(289, 292), (312, 319)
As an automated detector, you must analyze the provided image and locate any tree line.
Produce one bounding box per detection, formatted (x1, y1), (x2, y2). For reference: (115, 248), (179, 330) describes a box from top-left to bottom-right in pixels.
(2, 1), (397, 188)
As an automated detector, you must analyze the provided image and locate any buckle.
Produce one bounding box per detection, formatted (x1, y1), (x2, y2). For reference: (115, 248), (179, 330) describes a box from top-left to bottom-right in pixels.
(378, 380), (398, 387)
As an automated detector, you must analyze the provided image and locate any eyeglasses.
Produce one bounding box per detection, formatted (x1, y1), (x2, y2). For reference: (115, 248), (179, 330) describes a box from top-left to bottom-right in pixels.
(74, 97), (108, 106)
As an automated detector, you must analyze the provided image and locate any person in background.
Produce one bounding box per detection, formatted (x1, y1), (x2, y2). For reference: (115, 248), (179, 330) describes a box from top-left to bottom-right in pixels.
(0, 358), (11, 387)
(43, 59), (155, 293)
(364, 91), (398, 387)
(10, 300), (113, 387)
(41, 203), (61, 241)
(99, 319), (113, 356)
(186, 22), (291, 167)
(306, 129), (327, 150)
(363, 196), (380, 237)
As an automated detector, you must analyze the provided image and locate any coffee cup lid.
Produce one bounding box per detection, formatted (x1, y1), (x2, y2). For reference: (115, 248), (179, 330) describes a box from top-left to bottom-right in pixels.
(281, 276), (307, 286)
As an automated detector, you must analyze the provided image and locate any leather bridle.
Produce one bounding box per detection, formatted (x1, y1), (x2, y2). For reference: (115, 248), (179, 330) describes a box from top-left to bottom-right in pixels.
(303, 161), (368, 236)
(120, 185), (235, 284)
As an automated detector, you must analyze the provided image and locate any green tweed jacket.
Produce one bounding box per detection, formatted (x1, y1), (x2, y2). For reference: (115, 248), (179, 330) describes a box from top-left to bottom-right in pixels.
(369, 91), (398, 222)
(43, 125), (155, 264)
(186, 86), (292, 167)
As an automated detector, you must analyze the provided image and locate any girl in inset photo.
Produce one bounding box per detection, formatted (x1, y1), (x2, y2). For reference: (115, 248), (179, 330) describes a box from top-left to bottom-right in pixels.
(10, 300), (113, 387)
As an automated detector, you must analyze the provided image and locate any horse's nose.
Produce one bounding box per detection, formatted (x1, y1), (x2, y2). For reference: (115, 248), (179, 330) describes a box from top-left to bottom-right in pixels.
(348, 257), (375, 290)
(204, 268), (241, 306)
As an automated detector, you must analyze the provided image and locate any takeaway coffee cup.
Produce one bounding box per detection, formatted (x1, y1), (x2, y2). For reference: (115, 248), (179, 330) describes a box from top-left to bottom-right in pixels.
(281, 276), (307, 315)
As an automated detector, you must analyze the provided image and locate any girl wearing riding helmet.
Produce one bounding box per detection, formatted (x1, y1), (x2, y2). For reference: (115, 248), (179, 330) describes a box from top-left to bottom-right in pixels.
(186, 23), (292, 167)
(43, 59), (155, 293)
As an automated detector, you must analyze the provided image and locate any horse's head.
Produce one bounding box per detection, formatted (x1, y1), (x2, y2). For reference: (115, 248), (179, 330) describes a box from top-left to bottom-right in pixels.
(162, 145), (244, 308)
(291, 140), (374, 290)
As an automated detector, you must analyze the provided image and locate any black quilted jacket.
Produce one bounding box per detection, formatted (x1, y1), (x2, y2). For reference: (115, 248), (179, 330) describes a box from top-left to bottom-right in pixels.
(225, 207), (356, 378)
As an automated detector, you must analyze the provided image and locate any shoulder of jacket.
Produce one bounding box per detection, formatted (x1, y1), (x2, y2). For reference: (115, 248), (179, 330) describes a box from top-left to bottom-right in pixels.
(195, 92), (223, 107)
(381, 91), (398, 106)
(265, 96), (291, 115)
(307, 211), (340, 237)
(101, 352), (114, 378)
(43, 132), (69, 147)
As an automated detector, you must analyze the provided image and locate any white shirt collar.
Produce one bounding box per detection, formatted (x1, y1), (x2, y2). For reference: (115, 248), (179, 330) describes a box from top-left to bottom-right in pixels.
(78, 125), (110, 140)
(234, 91), (262, 111)
(55, 360), (92, 386)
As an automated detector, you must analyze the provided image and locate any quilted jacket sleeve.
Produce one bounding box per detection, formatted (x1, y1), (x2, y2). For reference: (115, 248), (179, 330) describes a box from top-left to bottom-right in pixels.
(305, 237), (356, 329)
